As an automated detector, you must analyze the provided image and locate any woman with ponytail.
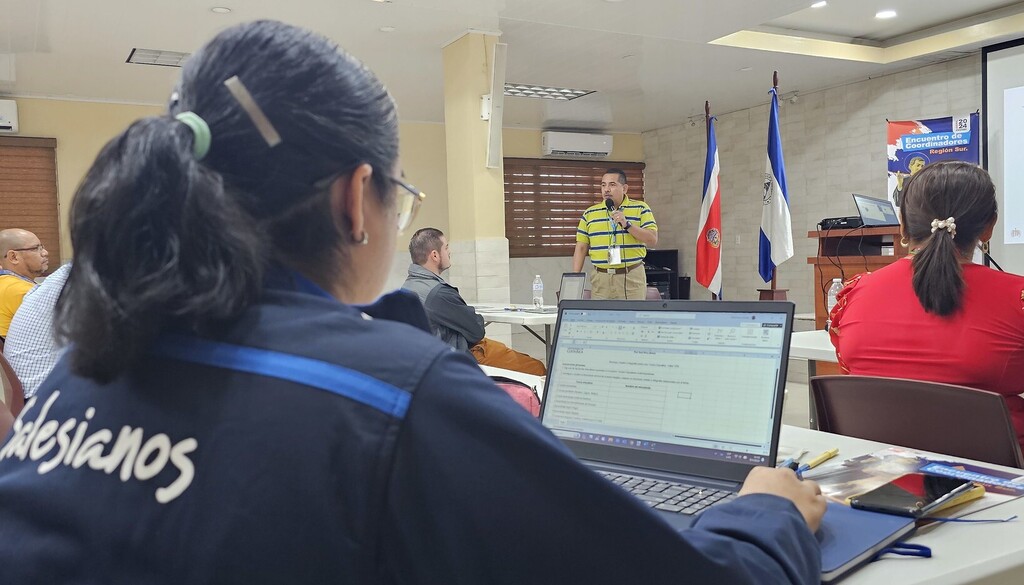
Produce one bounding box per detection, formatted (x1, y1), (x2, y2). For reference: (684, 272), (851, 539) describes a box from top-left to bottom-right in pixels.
(830, 161), (1024, 450)
(0, 20), (822, 584)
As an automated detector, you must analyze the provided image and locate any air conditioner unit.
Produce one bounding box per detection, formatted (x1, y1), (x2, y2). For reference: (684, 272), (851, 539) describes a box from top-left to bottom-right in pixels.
(541, 131), (612, 158)
(0, 100), (18, 134)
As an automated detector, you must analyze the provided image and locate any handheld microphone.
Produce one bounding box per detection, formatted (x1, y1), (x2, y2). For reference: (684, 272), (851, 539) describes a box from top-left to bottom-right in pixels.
(604, 197), (614, 212)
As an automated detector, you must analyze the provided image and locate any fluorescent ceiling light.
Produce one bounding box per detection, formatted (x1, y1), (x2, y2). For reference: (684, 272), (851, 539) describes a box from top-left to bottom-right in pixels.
(126, 48), (190, 67)
(811, 1), (827, 8)
(504, 83), (595, 101)
(875, 9), (897, 19)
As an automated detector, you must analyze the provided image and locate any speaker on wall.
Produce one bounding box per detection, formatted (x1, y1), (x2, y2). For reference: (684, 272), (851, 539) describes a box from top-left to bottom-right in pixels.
(486, 42), (507, 169)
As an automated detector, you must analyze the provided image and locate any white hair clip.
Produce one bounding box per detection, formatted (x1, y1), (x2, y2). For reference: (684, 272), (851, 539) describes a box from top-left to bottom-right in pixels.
(931, 217), (957, 238)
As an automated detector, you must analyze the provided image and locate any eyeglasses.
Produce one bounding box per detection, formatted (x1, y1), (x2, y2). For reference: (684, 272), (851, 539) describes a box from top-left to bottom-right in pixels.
(312, 170), (426, 234)
(11, 244), (45, 254)
(392, 177), (426, 234)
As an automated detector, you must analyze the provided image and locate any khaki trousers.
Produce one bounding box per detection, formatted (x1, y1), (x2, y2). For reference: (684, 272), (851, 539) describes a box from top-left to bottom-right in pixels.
(590, 264), (647, 300)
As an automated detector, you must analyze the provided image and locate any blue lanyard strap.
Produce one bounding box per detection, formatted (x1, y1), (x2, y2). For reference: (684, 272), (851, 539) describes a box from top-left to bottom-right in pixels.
(0, 269), (35, 284)
(151, 334), (411, 418)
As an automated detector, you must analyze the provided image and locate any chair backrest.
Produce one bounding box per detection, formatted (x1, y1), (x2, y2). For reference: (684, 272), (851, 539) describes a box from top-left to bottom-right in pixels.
(490, 376), (541, 417)
(0, 397), (13, 440)
(0, 353), (25, 418)
(811, 375), (1024, 468)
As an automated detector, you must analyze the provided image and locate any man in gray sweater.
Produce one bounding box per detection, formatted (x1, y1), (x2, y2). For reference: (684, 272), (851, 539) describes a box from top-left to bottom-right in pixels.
(403, 228), (545, 375)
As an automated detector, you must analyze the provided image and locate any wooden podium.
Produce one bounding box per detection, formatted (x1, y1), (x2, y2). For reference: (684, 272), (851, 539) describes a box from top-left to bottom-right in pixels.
(807, 226), (906, 330)
(807, 226), (905, 377)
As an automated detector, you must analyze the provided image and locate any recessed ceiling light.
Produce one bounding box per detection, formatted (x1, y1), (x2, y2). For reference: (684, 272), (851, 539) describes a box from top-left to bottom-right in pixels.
(210, 6), (231, 14)
(604, 0), (627, 3)
(504, 83), (595, 101)
(372, 0), (393, 3)
(811, 1), (827, 8)
(875, 9), (897, 19)
(379, 26), (397, 33)
(739, 66), (753, 72)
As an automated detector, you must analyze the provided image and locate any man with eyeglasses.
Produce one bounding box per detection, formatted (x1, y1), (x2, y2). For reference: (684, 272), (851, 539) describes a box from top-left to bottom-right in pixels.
(0, 229), (49, 338)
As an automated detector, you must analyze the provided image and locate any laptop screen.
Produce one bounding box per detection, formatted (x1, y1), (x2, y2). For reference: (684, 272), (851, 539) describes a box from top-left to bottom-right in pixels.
(541, 305), (788, 467)
(559, 272), (587, 301)
(852, 193), (900, 226)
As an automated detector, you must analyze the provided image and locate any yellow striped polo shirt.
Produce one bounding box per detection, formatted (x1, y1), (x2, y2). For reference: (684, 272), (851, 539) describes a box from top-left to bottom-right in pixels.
(576, 196), (658, 268)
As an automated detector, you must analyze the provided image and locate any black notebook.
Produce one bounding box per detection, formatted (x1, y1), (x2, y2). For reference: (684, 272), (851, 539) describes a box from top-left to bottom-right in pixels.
(818, 502), (917, 583)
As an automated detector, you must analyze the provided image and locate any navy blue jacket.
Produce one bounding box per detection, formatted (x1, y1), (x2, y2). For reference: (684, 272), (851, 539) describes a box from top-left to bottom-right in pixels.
(0, 284), (819, 584)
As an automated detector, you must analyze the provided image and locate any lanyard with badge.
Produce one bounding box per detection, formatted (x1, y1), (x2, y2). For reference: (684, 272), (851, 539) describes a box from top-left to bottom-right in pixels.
(607, 202), (622, 266)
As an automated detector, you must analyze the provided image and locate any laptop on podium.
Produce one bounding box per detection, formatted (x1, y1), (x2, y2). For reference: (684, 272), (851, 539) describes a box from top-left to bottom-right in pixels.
(852, 193), (900, 227)
(539, 299), (794, 529)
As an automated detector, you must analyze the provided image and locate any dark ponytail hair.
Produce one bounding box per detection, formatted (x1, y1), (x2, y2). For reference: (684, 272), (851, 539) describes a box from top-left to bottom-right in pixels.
(899, 161), (997, 316)
(57, 20), (399, 382)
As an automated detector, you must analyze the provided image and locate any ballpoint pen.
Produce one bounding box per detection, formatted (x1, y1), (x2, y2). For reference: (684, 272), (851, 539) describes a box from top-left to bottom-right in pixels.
(797, 448), (839, 474)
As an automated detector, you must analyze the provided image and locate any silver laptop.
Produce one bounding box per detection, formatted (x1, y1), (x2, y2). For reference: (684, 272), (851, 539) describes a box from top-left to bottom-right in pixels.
(559, 272), (587, 301)
(852, 193), (900, 227)
(539, 299), (794, 529)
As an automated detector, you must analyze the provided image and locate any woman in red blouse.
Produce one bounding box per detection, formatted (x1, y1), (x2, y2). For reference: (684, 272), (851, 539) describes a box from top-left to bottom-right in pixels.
(830, 161), (1024, 450)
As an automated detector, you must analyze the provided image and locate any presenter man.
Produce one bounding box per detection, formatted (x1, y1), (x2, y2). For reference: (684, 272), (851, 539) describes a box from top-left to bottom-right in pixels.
(572, 169), (658, 299)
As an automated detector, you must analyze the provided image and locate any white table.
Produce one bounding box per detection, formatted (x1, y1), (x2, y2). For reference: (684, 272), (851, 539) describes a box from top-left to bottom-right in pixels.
(790, 329), (838, 363)
(783, 426), (1024, 585)
(790, 329), (838, 429)
(472, 304), (558, 361)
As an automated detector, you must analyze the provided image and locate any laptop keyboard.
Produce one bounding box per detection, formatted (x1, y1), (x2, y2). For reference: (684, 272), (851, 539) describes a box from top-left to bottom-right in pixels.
(598, 471), (737, 515)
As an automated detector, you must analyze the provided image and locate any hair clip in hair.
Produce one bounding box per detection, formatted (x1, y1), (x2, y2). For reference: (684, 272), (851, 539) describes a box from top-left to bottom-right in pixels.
(174, 112), (212, 160)
(223, 75), (282, 148)
(930, 216), (957, 238)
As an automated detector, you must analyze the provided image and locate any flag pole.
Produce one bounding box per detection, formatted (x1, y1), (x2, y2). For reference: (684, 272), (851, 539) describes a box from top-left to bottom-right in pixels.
(770, 71), (778, 291)
(758, 69), (790, 301)
(706, 100), (719, 301)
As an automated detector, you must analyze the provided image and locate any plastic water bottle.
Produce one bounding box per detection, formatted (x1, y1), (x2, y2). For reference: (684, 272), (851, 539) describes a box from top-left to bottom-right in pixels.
(532, 275), (544, 308)
(825, 278), (843, 330)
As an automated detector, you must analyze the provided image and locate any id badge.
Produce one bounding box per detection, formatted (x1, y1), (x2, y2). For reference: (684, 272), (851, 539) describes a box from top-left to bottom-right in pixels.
(608, 246), (622, 265)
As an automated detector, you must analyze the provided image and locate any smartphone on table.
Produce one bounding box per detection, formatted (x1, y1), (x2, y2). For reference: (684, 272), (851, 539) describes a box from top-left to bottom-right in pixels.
(849, 473), (975, 518)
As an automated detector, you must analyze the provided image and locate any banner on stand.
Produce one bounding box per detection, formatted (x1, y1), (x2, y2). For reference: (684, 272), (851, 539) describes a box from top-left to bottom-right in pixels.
(887, 113), (979, 208)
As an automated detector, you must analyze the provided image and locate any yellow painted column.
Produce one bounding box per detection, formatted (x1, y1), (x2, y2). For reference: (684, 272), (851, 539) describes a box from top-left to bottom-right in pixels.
(442, 32), (509, 308)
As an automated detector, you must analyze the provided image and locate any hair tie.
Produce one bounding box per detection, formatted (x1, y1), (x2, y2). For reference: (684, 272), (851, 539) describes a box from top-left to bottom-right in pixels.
(930, 216), (957, 238)
(223, 75), (282, 148)
(174, 112), (211, 160)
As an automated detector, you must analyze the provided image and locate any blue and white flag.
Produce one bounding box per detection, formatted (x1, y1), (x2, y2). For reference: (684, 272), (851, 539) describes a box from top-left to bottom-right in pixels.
(759, 87), (793, 283)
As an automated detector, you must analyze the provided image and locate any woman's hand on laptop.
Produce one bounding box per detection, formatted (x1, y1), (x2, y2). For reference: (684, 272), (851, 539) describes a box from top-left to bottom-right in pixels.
(738, 467), (827, 532)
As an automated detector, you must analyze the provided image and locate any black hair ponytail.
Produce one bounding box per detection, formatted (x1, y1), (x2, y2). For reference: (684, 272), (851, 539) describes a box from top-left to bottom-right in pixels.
(56, 20), (398, 383)
(900, 161), (997, 316)
(57, 117), (263, 382)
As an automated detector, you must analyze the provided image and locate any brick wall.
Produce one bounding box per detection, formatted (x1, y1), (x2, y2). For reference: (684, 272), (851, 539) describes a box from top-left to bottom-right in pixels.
(642, 55), (982, 313)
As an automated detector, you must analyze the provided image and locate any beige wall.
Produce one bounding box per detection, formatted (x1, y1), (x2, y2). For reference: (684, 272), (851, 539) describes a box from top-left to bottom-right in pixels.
(396, 121), (449, 249)
(15, 98), (162, 260)
(642, 55), (981, 313)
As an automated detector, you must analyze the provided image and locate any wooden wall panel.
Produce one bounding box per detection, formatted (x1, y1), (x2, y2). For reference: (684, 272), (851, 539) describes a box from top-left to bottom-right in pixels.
(0, 137), (60, 271)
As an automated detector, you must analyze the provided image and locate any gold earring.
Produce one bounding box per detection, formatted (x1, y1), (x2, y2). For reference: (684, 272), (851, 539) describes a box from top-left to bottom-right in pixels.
(900, 237), (909, 247)
(353, 231), (369, 246)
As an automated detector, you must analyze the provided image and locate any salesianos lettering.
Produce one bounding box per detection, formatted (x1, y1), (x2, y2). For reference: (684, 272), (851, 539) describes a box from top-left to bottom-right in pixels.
(0, 392), (198, 503)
